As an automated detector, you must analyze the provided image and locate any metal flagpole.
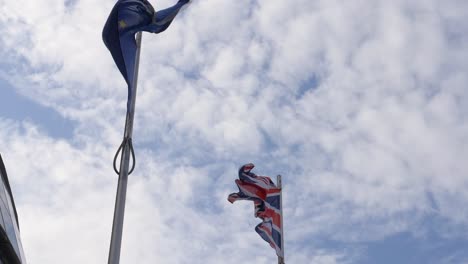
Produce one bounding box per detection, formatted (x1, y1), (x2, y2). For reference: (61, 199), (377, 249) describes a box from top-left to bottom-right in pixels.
(277, 175), (285, 264)
(108, 31), (143, 264)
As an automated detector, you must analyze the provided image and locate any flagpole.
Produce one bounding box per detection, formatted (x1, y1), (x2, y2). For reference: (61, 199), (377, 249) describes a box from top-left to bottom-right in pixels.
(277, 175), (285, 264)
(108, 31), (143, 264)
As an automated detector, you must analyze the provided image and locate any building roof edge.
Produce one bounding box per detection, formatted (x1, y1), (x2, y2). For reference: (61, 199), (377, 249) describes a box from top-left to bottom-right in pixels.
(0, 154), (20, 228)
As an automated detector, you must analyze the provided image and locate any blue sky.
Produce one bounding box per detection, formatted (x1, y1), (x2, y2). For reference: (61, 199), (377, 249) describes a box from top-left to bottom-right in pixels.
(1, 0), (468, 263)
(0, 78), (74, 138)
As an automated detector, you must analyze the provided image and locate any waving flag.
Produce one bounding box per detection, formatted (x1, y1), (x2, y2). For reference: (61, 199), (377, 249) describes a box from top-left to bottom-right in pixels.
(102, 0), (189, 111)
(228, 163), (283, 257)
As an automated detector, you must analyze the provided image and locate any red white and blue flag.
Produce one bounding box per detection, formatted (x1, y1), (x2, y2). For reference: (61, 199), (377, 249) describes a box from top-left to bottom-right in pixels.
(228, 163), (283, 257)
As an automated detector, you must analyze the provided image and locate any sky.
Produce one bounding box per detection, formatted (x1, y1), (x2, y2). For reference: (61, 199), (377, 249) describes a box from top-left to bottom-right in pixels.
(1, 0), (468, 263)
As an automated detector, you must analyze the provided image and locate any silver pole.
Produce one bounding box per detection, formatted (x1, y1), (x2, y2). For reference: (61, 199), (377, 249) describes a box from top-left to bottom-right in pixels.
(277, 175), (285, 264)
(108, 31), (143, 264)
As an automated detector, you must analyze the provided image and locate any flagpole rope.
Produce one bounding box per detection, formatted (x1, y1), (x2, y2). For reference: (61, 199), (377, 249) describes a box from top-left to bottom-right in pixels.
(113, 137), (136, 175)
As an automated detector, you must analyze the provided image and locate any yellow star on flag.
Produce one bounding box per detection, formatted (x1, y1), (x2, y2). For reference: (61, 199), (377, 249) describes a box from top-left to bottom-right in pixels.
(118, 20), (127, 29)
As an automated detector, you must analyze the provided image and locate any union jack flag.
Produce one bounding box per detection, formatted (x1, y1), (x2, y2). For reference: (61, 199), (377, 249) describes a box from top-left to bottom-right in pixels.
(228, 163), (283, 257)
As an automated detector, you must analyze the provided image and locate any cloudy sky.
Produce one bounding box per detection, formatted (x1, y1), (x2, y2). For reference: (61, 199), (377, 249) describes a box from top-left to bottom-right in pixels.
(1, 0), (468, 263)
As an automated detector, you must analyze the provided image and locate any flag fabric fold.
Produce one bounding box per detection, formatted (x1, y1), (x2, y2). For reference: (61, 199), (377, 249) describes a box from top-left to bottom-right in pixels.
(228, 163), (283, 257)
(102, 0), (189, 111)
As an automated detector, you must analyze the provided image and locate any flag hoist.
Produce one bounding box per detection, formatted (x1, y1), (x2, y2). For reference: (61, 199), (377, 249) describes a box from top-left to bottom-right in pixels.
(102, 1), (190, 263)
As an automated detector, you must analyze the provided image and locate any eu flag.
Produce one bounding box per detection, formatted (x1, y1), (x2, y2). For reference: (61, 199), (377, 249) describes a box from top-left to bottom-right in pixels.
(103, 0), (189, 111)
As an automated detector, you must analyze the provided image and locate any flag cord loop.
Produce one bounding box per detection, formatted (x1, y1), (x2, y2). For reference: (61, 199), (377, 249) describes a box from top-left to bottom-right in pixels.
(113, 137), (136, 175)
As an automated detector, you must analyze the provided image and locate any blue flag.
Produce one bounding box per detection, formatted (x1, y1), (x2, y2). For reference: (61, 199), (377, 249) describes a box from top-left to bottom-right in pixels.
(103, 0), (189, 111)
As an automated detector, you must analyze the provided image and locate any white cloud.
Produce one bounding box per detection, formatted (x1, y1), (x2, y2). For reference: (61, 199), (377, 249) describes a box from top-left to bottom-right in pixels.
(1, 0), (468, 263)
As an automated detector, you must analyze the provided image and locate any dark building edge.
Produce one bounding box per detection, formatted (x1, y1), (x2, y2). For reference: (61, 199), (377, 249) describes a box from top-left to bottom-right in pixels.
(0, 154), (19, 228)
(0, 154), (22, 264)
